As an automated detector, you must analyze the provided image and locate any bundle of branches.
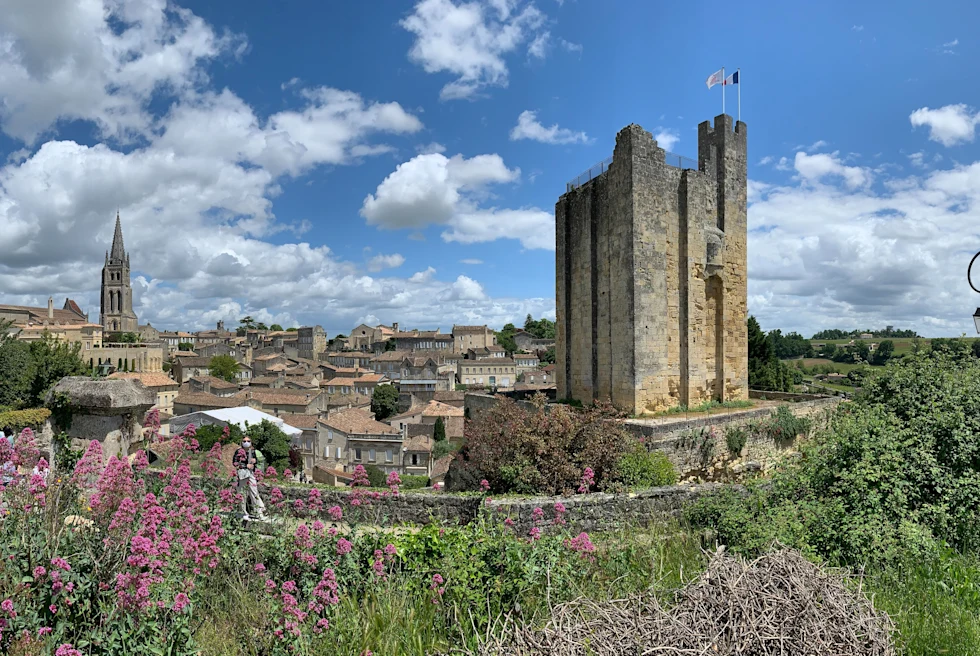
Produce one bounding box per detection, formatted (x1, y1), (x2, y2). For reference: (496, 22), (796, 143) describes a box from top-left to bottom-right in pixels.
(474, 547), (896, 656)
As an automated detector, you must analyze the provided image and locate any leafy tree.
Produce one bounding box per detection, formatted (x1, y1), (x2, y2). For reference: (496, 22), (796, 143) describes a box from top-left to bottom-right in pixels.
(239, 316), (256, 330)
(162, 361), (172, 373)
(196, 423), (242, 451)
(370, 385), (399, 422)
(748, 316), (792, 392)
(236, 327), (246, 337)
(364, 465), (385, 488)
(873, 340), (895, 365)
(286, 327), (298, 332)
(177, 342), (194, 351)
(246, 419), (291, 471)
(117, 332), (141, 344)
(0, 339), (36, 409)
(208, 355), (241, 383)
(495, 323), (518, 354)
(523, 314), (557, 340)
(974, 340), (980, 359)
(384, 339), (396, 352)
(930, 337), (972, 361)
(288, 446), (302, 471)
(28, 333), (87, 406)
(433, 416), (446, 442)
(270, 324), (284, 331)
(256, 323), (268, 331)
(540, 346), (556, 364)
(767, 329), (814, 359)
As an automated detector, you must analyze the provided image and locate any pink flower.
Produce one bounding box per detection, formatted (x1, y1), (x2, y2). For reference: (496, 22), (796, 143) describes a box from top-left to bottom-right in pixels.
(1, 598), (14, 615)
(283, 468), (293, 478)
(254, 563), (266, 572)
(384, 543), (396, 557)
(565, 532), (596, 559)
(336, 538), (353, 555)
(55, 645), (83, 656)
(484, 497), (492, 505)
(578, 467), (595, 494)
(504, 517), (514, 527)
(38, 627), (53, 637)
(49, 604), (58, 614)
(33, 566), (46, 579)
(479, 479), (490, 492)
(554, 502), (566, 514)
(172, 592), (190, 612)
(529, 527), (542, 541)
(328, 505), (343, 521)
(51, 557), (71, 572)
(531, 507), (544, 521)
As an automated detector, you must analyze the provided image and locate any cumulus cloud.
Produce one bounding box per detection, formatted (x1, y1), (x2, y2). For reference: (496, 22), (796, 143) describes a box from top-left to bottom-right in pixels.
(909, 104), (980, 146)
(400, 0), (547, 100)
(653, 129), (680, 152)
(510, 110), (589, 144)
(367, 253), (406, 272)
(559, 38), (582, 53)
(793, 151), (872, 188)
(359, 151), (553, 250)
(527, 31), (550, 58)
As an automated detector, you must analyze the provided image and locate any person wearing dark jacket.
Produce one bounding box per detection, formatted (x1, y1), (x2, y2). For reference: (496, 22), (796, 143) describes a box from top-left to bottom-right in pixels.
(233, 437), (267, 521)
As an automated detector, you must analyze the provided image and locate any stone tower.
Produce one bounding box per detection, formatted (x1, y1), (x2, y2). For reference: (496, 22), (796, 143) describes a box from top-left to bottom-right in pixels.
(555, 114), (748, 415)
(100, 212), (139, 333)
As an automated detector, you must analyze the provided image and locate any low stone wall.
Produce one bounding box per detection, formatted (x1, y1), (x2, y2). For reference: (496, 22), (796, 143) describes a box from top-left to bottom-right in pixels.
(624, 397), (841, 475)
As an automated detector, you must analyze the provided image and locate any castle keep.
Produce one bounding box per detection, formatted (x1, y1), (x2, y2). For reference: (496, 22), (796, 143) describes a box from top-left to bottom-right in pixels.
(555, 114), (748, 415)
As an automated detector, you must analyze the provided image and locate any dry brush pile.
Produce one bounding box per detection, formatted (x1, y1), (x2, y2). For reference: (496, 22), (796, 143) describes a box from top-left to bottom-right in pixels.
(470, 547), (896, 656)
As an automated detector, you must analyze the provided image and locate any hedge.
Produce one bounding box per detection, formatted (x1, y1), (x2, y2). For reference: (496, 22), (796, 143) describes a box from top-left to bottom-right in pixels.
(0, 408), (52, 432)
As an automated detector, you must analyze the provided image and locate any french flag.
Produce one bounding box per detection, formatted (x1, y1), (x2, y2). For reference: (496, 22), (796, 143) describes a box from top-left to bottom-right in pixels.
(722, 70), (739, 86)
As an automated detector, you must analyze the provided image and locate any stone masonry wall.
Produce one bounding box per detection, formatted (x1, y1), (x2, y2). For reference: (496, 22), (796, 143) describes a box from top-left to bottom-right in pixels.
(556, 115), (748, 416)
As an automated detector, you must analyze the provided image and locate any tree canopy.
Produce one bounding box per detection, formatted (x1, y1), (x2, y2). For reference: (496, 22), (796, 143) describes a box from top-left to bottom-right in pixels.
(208, 355), (241, 383)
(495, 323), (518, 354)
(246, 419), (291, 471)
(748, 316), (793, 392)
(371, 385), (399, 422)
(270, 324), (284, 331)
(523, 314), (556, 340)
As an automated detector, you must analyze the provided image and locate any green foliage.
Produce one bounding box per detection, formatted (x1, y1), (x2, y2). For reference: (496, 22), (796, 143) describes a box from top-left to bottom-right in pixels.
(687, 353), (980, 567)
(239, 315), (256, 330)
(748, 316), (794, 392)
(196, 423), (242, 451)
(767, 329), (814, 359)
(28, 333), (87, 406)
(615, 443), (677, 488)
(725, 425), (747, 456)
(0, 407), (51, 431)
(873, 339), (895, 365)
(370, 384), (399, 421)
(495, 322), (518, 354)
(432, 440), (456, 461)
(751, 405), (811, 447)
(0, 339), (36, 408)
(256, 322), (268, 331)
(177, 342), (194, 351)
(384, 338), (396, 351)
(208, 354), (240, 383)
(117, 332), (141, 343)
(655, 399), (753, 416)
(540, 345), (556, 364)
(269, 324), (284, 331)
(523, 314), (556, 340)
(813, 327), (920, 339)
(401, 474), (429, 489)
(246, 419), (290, 470)
(929, 337), (974, 361)
(364, 464), (385, 487)
(433, 416), (446, 442)
(286, 327), (298, 332)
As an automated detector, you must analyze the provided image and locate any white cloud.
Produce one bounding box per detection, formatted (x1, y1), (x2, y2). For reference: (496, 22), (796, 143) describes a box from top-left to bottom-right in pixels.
(758, 156), (774, 166)
(400, 0), (546, 100)
(0, 0), (244, 144)
(909, 104), (980, 146)
(653, 129), (680, 152)
(775, 156), (791, 171)
(510, 110), (589, 144)
(460, 258), (483, 264)
(527, 31), (550, 58)
(851, 25), (864, 31)
(559, 38), (582, 53)
(416, 142), (447, 154)
(360, 151), (553, 250)
(367, 253), (406, 272)
(793, 151), (872, 188)
(806, 140), (828, 152)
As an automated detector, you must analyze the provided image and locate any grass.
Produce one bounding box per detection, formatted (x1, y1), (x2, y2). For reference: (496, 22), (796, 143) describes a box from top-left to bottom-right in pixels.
(650, 399), (754, 417)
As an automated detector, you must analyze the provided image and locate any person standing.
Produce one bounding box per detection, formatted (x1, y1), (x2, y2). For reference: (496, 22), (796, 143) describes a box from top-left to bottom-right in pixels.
(232, 437), (267, 521)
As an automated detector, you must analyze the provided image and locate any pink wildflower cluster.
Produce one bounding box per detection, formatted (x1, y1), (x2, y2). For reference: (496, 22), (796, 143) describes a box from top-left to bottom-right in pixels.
(565, 532), (596, 560)
(55, 645), (83, 656)
(552, 502), (567, 526)
(371, 544), (396, 579)
(201, 442), (224, 479)
(71, 440), (104, 487)
(263, 568), (340, 640)
(386, 471), (401, 495)
(143, 408), (162, 442)
(349, 465), (384, 507)
(180, 423), (200, 454)
(479, 479), (490, 492)
(430, 573), (446, 605)
(578, 467), (595, 494)
(14, 428), (41, 468)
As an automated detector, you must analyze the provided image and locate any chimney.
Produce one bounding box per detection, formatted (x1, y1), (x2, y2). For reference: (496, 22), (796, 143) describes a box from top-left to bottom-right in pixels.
(47, 297), (53, 319)
(392, 322), (399, 333)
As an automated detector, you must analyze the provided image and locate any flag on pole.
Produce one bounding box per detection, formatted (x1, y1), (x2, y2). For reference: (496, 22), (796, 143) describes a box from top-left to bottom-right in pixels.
(722, 70), (739, 86)
(705, 68), (725, 89)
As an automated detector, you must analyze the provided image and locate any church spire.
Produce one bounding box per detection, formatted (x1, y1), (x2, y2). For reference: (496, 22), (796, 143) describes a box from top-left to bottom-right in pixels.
(110, 211), (126, 263)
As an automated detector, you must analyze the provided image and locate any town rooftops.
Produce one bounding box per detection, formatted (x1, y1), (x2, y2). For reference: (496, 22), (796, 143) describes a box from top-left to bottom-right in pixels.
(248, 389), (322, 406)
(108, 372), (178, 388)
(175, 356), (211, 367)
(319, 408), (399, 436)
(421, 400), (465, 417)
(171, 406), (302, 436)
(188, 375), (238, 390)
(452, 325), (491, 334)
(279, 413), (321, 430)
(467, 357), (515, 365)
(371, 350), (413, 362)
(0, 303), (92, 325)
(174, 391), (243, 409)
(403, 433), (433, 453)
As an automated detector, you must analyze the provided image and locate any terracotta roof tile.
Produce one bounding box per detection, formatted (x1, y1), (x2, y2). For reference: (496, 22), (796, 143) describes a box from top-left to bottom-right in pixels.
(108, 372), (178, 388)
(430, 455), (453, 479)
(188, 375), (238, 389)
(421, 400), (464, 417)
(319, 408), (399, 436)
(280, 413), (321, 430)
(371, 350), (413, 362)
(452, 325), (491, 334)
(174, 391), (243, 409)
(248, 389), (321, 406)
(403, 433), (433, 452)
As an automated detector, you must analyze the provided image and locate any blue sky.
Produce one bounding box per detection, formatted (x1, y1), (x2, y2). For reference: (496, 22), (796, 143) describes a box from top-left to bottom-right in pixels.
(1, 0), (979, 337)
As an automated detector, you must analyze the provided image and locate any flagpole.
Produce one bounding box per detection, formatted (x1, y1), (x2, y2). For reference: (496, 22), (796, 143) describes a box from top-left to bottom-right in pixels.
(722, 67), (725, 115)
(737, 68), (741, 122)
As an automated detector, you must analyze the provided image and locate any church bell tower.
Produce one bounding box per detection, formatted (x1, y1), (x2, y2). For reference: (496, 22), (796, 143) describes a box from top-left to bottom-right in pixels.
(100, 212), (139, 333)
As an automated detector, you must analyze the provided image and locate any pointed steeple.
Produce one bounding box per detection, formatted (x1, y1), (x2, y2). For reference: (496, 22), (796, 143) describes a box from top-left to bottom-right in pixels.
(110, 211), (126, 263)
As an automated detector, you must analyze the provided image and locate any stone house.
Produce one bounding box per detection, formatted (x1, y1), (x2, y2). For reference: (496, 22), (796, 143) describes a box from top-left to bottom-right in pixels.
(281, 413), (321, 474)
(187, 375), (240, 397)
(348, 323), (396, 352)
(319, 364), (370, 380)
(457, 358), (516, 388)
(451, 325), (497, 354)
(513, 330), (555, 354)
(429, 455), (454, 488)
(173, 356), (212, 383)
(252, 353), (289, 375)
(420, 400), (464, 439)
(403, 426), (434, 477)
(322, 375), (389, 397)
(387, 404), (424, 435)
(393, 329), (452, 352)
(172, 391), (244, 416)
(370, 350), (412, 381)
(108, 372), (179, 417)
(432, 390), (465, 408)
(514, 353), (541, 377)
(249, 375), (285, 389)
(197, 341), (251, 365)
(284, 377), (320, 390)
(523, 366), (554, 385)
(466, 346), (507, 361)
(323, 352), (374, 369)
(297, 325), (327, 361)
(317, 408), (402, 474)
(245, 389), (324, 415)
(83, 343), (166, 374)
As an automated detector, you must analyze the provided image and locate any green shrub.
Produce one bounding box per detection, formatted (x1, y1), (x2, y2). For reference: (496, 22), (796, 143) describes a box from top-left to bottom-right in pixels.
(364, 464), (386, 488)
(401, 475), (429, 489)
(616, 443), (677, 488)
(754, 405), (811, 446)
(0, 407), (51, 431)
(432, 440), (457, 461)
(725, 425), (747, 456)
(196, 423), (242, 452)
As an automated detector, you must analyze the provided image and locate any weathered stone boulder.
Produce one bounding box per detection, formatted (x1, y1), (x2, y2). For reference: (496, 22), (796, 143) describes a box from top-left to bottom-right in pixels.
(46, 377), (155, 462)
